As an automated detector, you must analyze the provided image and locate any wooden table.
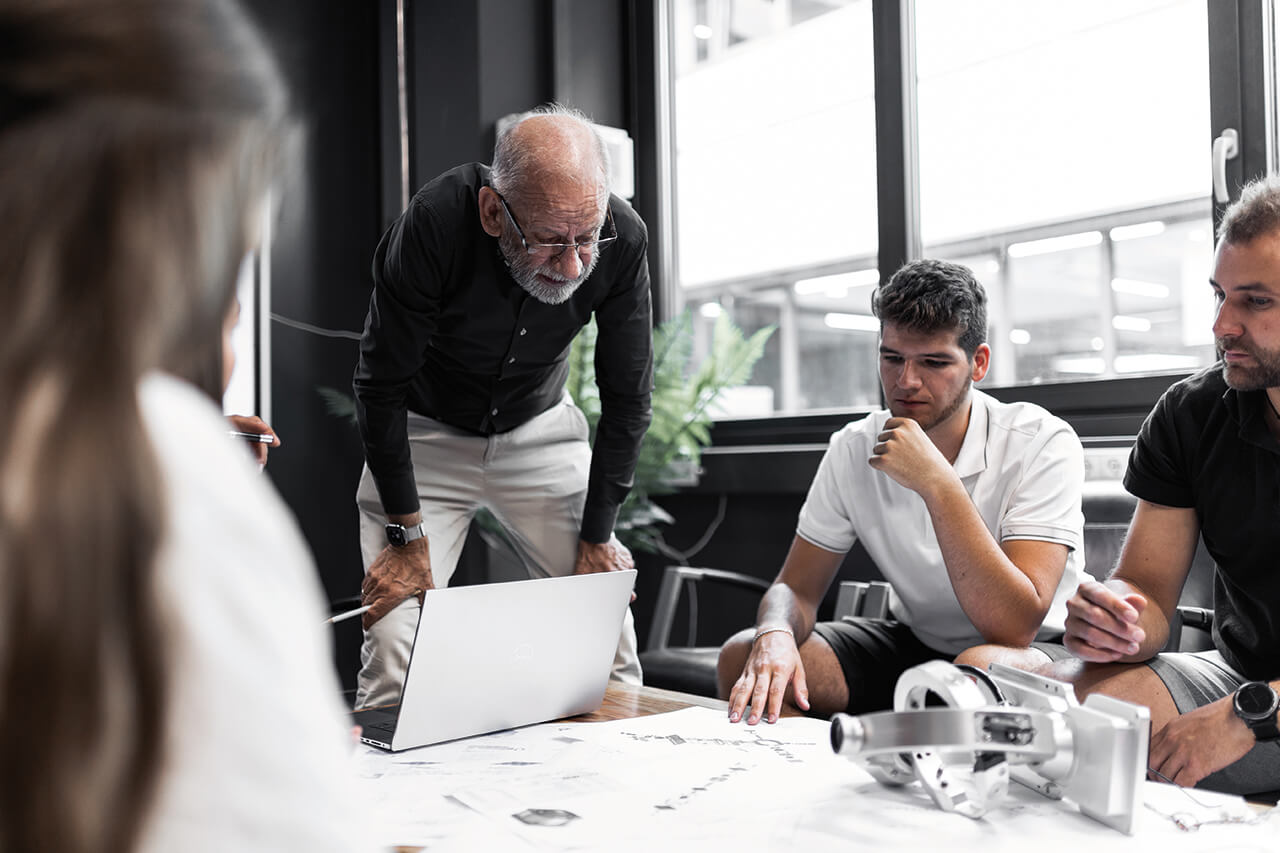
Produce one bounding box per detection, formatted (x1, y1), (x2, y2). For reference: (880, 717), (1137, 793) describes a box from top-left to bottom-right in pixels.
(572, 681), (728, 722)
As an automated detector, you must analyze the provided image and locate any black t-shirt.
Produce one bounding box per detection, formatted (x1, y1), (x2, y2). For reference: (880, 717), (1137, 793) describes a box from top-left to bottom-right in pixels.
(353, 163), (654, 542)
(1124, 364), (1280, 679)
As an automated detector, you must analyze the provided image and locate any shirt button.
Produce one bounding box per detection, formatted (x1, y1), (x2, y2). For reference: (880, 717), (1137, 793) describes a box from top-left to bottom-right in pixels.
(508, 357), (515, 364)
(519, 328), (527, 336)
(491, 408), (499, 416)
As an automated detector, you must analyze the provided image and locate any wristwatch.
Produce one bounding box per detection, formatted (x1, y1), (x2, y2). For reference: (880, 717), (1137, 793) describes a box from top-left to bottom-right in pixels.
(385, 522), (426, 547)
(1232, 681), (1280, 742)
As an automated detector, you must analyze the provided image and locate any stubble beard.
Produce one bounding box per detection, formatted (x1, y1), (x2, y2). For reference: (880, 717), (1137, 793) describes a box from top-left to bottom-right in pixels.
(1217, 335), (1280, 391)
(908, 377), (971, 432)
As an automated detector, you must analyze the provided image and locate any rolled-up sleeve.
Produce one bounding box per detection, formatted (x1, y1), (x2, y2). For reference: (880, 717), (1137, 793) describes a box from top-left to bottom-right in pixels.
(353, 199), (443, 516)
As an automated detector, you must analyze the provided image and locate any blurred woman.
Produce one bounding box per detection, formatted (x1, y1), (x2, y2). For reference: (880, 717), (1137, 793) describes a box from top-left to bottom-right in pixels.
(0, 1), (370, 850)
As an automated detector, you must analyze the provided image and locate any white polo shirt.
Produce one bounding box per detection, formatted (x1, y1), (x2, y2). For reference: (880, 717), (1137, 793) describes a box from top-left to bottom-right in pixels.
(797, 389), (1085, 654)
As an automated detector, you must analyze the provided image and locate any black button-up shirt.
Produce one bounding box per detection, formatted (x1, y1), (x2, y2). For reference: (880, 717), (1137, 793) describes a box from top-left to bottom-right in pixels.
(353, 164), (653, 543)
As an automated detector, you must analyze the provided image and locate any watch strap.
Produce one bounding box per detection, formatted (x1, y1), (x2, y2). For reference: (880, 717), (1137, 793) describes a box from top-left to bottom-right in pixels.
(1249, 715), (1280, 742)
(385, 522), (426, 547)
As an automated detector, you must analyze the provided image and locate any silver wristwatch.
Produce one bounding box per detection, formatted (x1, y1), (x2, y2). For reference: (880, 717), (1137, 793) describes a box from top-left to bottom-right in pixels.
(384, 522), (426, 547)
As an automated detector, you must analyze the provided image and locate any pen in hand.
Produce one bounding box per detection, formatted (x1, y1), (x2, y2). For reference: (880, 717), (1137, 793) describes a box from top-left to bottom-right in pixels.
(325, 588), (423, 625)
(228, 430), (276, 444)
(326, 604), (372, 625)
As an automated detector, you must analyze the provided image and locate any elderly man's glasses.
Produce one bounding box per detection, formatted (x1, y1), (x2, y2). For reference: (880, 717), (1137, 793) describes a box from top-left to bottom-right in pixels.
(495, 192), (617, 260)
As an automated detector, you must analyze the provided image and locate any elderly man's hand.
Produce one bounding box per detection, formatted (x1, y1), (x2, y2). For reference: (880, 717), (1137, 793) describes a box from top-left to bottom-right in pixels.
(361, 539), (432, 629)
(574, 535), (634, 574)
(574, 536), (636, 601)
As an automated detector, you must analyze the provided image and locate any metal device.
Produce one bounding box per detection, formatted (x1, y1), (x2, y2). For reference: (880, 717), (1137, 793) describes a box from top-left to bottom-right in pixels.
(830, 661), (1149, 834)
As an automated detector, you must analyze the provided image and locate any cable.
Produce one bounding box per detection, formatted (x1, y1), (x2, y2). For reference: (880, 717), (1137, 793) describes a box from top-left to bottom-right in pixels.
(269, 312), (362, 340)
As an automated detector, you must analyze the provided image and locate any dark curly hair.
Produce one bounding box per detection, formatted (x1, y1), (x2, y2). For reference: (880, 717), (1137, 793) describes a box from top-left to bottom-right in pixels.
(871, 259), (988, 357)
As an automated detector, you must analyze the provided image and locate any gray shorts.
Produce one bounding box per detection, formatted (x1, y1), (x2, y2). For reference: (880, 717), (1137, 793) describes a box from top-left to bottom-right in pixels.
(1147, 650), (1280, 796)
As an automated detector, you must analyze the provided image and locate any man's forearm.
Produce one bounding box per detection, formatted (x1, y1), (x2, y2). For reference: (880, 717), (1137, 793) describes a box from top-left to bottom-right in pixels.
(354, 390), (420, 517)
(756, 583), (816, 645)
(580, 401), (650, 543)
(923, 477), (1050, 646)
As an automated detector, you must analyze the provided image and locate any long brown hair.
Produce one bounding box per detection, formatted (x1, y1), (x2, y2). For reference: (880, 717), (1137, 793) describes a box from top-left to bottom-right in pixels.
(0, 1), (293, 850)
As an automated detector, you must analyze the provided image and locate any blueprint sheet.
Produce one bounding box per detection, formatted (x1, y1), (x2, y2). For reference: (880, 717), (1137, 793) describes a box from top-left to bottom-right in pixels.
(351, 706), (1279, 851)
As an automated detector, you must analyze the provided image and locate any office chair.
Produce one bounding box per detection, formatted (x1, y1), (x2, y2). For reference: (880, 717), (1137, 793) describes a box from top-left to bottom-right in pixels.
(640, 566), (771, 697)
(639, 568), (895, 698)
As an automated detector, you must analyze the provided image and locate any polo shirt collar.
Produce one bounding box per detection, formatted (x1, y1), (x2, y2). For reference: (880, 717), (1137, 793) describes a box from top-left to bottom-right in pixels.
(1223, 383), (1280, 453)
(952, 389), (989, 479)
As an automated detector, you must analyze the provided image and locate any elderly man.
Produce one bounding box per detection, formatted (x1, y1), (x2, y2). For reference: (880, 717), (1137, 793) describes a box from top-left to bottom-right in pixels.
(352, 104), (652, 707)
(1032, 177), (1280, 796)
(719, 259), (1086, 725)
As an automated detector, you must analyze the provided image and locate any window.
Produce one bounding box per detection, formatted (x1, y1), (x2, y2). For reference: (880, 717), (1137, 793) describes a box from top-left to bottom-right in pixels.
(663, 0), (1274, 417)
(671, 0), (876, 415)
(917, 0), (1215, 385)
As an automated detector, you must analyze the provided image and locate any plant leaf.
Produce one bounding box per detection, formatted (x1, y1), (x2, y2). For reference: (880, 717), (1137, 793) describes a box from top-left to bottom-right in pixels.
(566, 310), (774, 553)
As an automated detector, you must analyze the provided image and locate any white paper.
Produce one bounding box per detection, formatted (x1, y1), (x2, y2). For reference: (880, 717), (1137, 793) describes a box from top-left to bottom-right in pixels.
(351, 707), (1280, 851)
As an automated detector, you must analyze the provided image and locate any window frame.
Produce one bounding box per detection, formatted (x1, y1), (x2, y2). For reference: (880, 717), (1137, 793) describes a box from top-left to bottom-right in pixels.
(647, 0), (1276, 451)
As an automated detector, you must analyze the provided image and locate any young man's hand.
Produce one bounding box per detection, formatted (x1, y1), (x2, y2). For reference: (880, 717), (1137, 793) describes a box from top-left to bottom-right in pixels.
(1063, 580), (1147, 662)
(1148, 695), (1254, 788)
(727, 630), (810, 725)
(868, 417), (958, 497)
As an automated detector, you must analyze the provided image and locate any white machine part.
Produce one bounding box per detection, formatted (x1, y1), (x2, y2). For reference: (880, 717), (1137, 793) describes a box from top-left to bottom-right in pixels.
(830, 661), (1149, 834)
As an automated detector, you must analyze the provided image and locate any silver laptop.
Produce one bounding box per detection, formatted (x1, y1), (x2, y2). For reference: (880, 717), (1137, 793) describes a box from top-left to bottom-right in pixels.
(353, 569), (637, 751)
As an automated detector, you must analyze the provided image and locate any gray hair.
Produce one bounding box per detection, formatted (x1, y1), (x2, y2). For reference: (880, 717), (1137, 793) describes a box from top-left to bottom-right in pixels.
(489, 103), (611, 203)
(1219, 176), (1280, 246)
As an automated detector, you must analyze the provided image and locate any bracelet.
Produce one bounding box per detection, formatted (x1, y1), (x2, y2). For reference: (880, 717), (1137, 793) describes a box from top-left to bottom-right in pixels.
(752, 626), (794, 644)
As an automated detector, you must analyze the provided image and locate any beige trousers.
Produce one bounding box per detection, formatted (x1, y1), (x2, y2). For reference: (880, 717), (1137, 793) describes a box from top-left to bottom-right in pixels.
(355, 396), (641, 707)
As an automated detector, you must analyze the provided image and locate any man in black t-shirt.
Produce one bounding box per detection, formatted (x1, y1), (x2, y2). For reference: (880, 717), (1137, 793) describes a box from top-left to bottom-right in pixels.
(351, 104), (653, 707)
(1049, 178), (1280, 795)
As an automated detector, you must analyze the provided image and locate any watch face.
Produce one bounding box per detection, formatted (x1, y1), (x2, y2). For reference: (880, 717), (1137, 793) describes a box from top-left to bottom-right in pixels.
(386, 525), (406, 546)
(1236, 682), (1278, 718)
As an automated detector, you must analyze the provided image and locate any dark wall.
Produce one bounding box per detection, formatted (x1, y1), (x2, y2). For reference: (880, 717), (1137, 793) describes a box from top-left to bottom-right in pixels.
(240, 0), (383, 688)
(406, 2), (550, 188)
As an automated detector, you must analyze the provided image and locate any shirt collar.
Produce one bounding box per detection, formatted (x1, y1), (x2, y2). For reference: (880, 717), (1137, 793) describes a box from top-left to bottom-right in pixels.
(952, 388), (989, 479)
(1222, 382), (1279, 452)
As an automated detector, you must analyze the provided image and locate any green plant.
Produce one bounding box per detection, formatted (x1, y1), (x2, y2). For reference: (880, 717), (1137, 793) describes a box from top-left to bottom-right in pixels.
(568, 310), (774, 558)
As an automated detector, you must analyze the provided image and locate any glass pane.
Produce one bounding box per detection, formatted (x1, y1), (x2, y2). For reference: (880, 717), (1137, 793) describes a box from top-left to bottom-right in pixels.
(917, 0), (1215, 386)
(671, 0), (878, 414)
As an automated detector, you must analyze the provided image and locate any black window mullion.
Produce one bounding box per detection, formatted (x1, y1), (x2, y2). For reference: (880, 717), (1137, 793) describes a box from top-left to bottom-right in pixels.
(872, 0), (921, 282)
(1207, 0), (1272, 228)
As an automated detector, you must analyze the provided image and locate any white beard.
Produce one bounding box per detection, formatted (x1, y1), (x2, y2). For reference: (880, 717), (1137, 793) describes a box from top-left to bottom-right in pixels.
(498, 232), (600, 305)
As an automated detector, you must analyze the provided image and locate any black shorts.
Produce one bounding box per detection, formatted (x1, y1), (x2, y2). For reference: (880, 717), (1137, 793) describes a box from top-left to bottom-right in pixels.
(810, 618), (948, 714)
(811, 618), (1071, 715)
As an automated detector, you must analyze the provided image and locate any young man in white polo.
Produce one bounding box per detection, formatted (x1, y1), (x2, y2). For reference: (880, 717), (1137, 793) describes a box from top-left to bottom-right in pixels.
(719, 259), (1085, 725)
